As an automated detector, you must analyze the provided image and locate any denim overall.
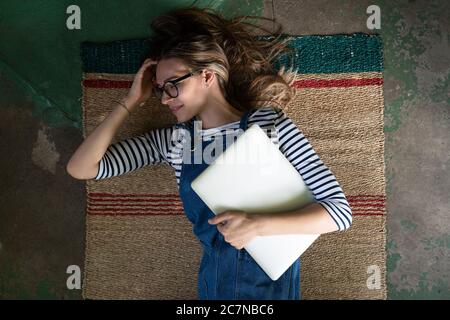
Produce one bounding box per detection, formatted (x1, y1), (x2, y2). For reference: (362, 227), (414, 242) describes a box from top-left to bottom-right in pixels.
(178, 108), (300, 300)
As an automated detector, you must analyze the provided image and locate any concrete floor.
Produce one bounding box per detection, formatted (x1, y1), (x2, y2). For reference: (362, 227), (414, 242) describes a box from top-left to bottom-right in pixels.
(0, 0), (449, 299)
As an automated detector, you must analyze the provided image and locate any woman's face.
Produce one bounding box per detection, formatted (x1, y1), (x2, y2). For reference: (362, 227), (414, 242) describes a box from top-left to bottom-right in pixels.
(153, 57), (208, 123)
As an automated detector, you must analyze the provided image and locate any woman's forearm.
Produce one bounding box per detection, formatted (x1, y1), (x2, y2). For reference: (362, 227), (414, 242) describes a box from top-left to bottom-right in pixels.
(256, 202), (339, 236)
(66, 98), (136, 179)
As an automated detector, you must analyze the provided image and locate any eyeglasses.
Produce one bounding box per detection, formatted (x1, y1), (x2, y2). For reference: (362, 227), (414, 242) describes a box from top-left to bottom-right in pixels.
(153, 70), (201, 100)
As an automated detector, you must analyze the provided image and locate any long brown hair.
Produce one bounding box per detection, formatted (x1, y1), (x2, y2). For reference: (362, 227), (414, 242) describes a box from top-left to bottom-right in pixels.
(145, 5), (298, 112)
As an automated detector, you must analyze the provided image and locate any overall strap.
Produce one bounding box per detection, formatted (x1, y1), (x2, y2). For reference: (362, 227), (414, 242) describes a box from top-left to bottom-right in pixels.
(239, 108), (254, 131)
(187, 118), (199, 152)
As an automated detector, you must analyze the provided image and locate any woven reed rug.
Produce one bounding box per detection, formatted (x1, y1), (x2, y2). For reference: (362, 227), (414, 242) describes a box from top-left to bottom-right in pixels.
(81, 33), (386, 299)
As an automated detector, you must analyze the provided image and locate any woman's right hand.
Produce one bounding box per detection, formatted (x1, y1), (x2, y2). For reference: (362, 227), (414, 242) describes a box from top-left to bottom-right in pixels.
(125, 58), (158, 110)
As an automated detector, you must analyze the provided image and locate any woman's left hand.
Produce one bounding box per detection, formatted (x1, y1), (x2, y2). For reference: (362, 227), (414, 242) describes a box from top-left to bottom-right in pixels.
(208, 210), (262, 250)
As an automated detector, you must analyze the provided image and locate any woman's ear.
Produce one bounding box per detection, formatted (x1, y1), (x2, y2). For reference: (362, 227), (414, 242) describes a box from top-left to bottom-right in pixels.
(202, 69), (215, 88)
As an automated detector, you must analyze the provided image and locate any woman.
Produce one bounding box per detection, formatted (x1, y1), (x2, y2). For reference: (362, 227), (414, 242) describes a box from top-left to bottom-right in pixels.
(67, 6), (352, 300)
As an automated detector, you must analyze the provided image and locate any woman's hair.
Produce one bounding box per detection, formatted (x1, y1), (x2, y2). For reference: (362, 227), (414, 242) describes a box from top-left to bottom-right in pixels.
(145, 5), (298, 112)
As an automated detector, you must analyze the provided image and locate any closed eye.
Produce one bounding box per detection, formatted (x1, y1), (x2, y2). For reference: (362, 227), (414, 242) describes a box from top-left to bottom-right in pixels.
(155, 76), (178, 88)
(154, 83), (166, 90)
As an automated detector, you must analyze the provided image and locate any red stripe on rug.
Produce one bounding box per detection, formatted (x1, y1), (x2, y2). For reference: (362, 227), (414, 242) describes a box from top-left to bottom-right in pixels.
(351, 203), (385, 209)
(87, 193), (387, 217)
(87, 210), (185, 216)
(347, 195), (385, 200)
(89, 192), (180, 198)
(88, 202), (184, 209)
(87, 192), (184, 216)
(348, 195), (386, 216)
(87, 206), (184, 213)
(82, 79), (131, 88)
(87, 198), (183, 204)
(293, 78), (383, 88)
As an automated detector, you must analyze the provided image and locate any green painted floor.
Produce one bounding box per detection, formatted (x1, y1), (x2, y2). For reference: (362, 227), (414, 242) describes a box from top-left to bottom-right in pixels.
(0, 0), (264, 130)
(0, 0), (449, 299)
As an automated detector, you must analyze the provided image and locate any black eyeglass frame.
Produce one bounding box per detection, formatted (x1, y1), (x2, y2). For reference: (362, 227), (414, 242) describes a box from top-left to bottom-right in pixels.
(153, 70), (202, 100)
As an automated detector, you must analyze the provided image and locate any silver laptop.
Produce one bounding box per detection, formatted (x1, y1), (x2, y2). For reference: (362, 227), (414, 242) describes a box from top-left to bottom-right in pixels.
(191, 124), (320, 281)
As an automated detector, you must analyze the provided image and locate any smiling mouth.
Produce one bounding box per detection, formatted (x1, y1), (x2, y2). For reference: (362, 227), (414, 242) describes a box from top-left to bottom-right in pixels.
(171, 105), (183, 113)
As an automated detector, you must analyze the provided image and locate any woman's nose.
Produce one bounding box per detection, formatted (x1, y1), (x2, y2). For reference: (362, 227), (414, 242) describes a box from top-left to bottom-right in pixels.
(161, 91), (173, 104)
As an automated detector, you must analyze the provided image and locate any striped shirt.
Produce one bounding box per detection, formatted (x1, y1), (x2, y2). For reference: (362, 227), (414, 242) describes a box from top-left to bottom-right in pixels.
(94, 106), (353, 231)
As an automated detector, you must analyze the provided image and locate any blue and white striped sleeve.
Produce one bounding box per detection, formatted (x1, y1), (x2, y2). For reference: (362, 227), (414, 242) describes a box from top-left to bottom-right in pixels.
(94, 126), (175, 180)
(273, 108), (353, 231)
